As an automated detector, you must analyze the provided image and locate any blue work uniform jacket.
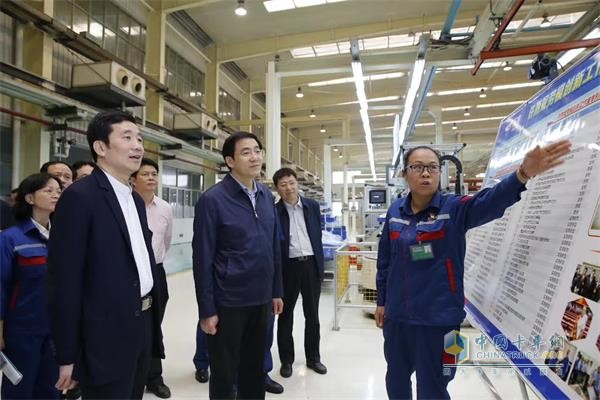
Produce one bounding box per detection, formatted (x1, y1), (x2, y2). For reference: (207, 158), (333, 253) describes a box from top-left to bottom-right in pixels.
(376, 172), (526, 326)
(192, 173), (283, 319)
(0, 219), (49, 335)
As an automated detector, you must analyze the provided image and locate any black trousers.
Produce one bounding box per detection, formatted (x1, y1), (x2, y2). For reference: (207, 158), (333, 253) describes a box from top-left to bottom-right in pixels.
(81, 307), (153, 399)
(146, 263), (169, 387)
(277, 257), (321, 365)
(206, 303), (270, 400)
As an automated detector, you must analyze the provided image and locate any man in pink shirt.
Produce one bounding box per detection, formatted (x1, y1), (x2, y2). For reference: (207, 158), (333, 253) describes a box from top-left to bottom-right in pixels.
(132, 158), (173, 399)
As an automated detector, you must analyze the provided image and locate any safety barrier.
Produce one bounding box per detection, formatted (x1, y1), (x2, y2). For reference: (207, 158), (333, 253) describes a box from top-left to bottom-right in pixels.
(332, 242), (378, 330)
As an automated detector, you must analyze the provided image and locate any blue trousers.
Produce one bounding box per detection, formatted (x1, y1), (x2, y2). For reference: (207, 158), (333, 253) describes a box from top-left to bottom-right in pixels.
(193, 314), (274, 374)
(383, 321), (459, 400)
(1, 332), (59, 399)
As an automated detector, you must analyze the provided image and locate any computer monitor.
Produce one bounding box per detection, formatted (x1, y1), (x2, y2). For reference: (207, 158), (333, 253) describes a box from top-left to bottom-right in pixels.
(369, 189), (387, 205)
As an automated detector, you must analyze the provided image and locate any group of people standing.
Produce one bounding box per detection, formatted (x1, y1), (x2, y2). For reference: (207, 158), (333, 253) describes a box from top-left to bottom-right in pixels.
(0, 107), (572, 400)
(0, 110), (328, 400)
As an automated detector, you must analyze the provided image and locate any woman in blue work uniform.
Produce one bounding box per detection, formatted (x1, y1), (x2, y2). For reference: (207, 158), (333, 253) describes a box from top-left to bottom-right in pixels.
(0, 173), (62, 399)
(375, 140), (571, 400)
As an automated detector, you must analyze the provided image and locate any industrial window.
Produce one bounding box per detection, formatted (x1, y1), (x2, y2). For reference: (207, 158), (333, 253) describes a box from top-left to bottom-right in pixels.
(218, 88), (240, 121)
(165, 47), (205, 108)
(0, 95), (13, 197)
(161, 165), (203, 218)
(53, 0), (146, 71)
(0, 12), (14, 65)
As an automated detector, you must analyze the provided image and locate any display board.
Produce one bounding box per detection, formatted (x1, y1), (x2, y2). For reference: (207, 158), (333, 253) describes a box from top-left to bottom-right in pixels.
(463, 48), (600, 399)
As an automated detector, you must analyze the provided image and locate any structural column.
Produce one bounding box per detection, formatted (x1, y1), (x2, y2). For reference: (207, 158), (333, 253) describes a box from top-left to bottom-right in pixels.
(205, 46), (220, 115)
(20, 0), (54, 177)
(145, 6), (166, 126)
(323, 144), (332, 205)
(265, 61), (281, 179)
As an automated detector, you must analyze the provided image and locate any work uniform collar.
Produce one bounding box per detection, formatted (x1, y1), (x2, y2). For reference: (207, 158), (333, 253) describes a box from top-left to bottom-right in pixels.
(401, 191), (442, 216)
(224, 173), (264, 196)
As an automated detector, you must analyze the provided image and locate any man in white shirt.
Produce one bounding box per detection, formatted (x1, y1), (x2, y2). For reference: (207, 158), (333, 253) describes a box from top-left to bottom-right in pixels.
(48, 110), (163, 399)
(132, 158), (173, 399)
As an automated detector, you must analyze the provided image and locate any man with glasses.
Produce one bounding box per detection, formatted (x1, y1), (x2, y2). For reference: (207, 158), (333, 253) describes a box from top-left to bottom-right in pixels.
(192, 131), (283, 400)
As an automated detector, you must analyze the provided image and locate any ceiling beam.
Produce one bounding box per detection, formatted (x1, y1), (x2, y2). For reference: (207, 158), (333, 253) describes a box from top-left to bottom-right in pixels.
(216, 13), (480, 63)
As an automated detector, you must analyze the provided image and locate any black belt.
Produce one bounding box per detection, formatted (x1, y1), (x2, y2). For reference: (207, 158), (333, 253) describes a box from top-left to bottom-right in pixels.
(141, 294), (153, 311)
(290, 255), (314, 262)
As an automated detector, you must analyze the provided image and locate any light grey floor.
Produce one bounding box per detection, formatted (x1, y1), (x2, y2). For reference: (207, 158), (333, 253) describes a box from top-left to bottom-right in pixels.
(148, 270), (543, 400)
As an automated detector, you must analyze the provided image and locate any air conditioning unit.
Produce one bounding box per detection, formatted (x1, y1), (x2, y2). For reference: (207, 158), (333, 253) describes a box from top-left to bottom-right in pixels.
(173, 112), (219, 140)
(70, 61), (146, 107)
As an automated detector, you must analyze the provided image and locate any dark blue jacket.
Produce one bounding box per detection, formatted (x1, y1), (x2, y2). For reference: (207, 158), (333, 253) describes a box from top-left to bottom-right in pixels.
(376, 172), (526, 326)
(276, 196), (325, 279)
(192, 174), (283, 319)
(0, 219), (49, 335)
(47, 168), (164, 386)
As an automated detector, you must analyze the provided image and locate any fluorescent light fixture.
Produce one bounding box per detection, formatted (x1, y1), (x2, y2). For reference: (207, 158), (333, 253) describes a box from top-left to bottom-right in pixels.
(235, 0), (247, 16)
(452, 123), (457, 130)
(320, 125), (326, 133)
(263, 0), (295, 12)
(415, 122), (435, 127)
(296, 87), (304, 98)
(464, 108), (470, 116)
(395, 58), (426, 164)
(558, 28), (600, 66)
(264, 0), (346, 13)
(442, 105), (471, 111)
(476, 173), (486, 178)
(503, 61), (512, 71)
(333, 146), (339, 152)
(338, 153), (343, 158)
(442, 116), (504, 124)
(309, 109), (316, 118)
(479, 89), (487, 98)
(435, 87), (486, 96)
(476, 100), (523, 108)
(491, 81), (543, 90)
(352, 58), (376, 180)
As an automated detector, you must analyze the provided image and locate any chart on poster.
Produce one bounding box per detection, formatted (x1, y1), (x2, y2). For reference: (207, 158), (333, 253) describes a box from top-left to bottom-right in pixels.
(464, 47), (600, 399)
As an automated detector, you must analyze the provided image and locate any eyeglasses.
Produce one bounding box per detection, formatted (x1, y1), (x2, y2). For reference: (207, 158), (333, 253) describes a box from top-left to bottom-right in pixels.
(406, 164), (441, 174)
(239, 148), (265, 158)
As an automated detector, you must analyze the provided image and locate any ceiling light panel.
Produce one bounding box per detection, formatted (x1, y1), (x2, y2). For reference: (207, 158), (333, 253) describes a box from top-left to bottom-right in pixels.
(362, 36), (389, 50)
(263, 0), (295, 12)
(313, 43), (340, 56)
(293, 0), (326, 7)
(476, 100), (523, 108)
(290, 47), (316, 58)
(388, 34), (417, 48)
(491, 82), (543, 90)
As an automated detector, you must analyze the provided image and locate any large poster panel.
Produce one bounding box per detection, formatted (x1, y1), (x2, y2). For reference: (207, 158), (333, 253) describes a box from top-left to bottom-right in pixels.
(464, 48), (600, 399)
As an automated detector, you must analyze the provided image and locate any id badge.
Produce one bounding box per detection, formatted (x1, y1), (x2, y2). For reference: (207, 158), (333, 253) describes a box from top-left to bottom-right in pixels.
(409, 243), (434, 261)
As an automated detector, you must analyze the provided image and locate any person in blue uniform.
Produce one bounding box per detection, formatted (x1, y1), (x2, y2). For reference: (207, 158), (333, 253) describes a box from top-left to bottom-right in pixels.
(0, 173), (62, 399)
(375, 141), (571, 399)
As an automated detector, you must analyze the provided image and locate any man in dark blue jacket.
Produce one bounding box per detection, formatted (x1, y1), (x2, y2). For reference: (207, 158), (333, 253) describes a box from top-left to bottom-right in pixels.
(193, 131), (283, 400)
(273, 168), (327, 378)
(48, 110), (163, 399)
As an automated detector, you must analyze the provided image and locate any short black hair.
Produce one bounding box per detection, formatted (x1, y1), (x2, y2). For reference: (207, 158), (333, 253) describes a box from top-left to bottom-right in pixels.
(72, 160), (96, 180)
(131, 158), (159, 178)
(14, 173), (62, 221)
(402, 146), (442, 172)
(272, 167), (297, 186)
(40, 160), (72, 173)
(86, 110), (136, 162)
(222, 131), (263, 170)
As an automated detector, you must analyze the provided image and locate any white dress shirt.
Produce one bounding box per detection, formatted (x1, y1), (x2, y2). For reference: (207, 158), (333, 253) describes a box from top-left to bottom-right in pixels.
(284, 196), (314, 258)
(103, 170), (154, 296)
(146, 195), (173, 264)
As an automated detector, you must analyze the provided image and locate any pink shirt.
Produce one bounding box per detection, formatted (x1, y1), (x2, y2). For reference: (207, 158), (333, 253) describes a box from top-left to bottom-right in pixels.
(147, 195), (173, 264)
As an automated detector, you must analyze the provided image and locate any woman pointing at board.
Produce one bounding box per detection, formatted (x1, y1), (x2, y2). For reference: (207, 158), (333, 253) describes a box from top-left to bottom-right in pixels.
(375, 140), (571, 399)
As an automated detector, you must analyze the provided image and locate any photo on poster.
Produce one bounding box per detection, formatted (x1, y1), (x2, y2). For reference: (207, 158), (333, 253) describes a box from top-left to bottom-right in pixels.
(568, 349), (599, 400)
(561, 298), (593, 341)
(571, 263), (600, 302)
(545, 334), (576, 382)
(589, 195), (600, 238)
